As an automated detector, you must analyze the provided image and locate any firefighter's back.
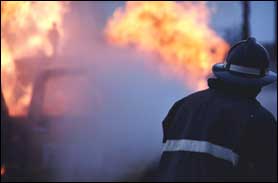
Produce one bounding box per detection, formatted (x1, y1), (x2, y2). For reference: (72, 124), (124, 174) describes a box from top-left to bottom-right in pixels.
(159, 87), (277, 181)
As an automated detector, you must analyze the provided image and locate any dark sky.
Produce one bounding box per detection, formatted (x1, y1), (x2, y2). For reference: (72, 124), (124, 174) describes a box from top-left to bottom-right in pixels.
(209, 1), (275, 43)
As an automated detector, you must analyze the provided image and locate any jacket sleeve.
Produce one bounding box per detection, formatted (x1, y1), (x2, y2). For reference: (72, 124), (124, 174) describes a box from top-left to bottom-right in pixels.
(238, 113), (277, 181)
(162, 100), (183, 143)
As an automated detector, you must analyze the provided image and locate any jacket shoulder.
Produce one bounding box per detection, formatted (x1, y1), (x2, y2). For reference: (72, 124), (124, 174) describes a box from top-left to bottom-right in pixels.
(252, 103), (277, 125)
(162, 90), (211, 143)
(178, 89), (212, 104)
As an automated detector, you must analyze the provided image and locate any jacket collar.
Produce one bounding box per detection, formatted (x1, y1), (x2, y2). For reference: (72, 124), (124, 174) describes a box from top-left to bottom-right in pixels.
(207, 78), (261, 99)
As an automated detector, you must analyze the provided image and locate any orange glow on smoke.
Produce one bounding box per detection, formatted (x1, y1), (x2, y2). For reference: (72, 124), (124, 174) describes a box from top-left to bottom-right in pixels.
(1, 1), (68, 116)
(105, 1), (229, 89)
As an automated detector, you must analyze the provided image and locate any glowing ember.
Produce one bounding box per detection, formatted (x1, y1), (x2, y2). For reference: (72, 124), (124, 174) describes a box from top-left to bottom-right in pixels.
(1, 1), (69, 116)
(105, 1), (229, 89)
(1, 166), (5, 176)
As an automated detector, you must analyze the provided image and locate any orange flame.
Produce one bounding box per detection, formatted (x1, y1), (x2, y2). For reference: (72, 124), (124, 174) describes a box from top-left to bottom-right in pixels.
(105, 1), (229, 89)
(1, 1), (68, 116)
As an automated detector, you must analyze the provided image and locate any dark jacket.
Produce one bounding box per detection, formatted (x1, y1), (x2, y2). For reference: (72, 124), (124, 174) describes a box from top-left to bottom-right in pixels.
(158, 78), (277, 182)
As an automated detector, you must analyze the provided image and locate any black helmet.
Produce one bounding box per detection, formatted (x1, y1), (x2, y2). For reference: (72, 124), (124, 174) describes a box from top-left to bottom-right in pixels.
(212, 37), (277, 87)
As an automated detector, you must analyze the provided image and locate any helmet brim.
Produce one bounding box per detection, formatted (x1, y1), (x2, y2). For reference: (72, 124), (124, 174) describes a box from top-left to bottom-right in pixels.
(212, 63), (277, 87)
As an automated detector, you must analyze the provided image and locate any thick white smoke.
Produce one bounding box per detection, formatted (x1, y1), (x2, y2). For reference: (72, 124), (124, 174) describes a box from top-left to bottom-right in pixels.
(41, 2), (276, 181)
(42, 2), (192, 181)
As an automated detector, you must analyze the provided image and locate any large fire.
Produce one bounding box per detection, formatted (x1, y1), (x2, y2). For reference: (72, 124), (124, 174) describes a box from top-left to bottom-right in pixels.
(105, 1), (229, 89)
(1, 1), (68, 116)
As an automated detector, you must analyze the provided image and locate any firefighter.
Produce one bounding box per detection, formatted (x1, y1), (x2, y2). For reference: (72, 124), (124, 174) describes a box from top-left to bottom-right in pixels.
(158, 37), (277, 181)
(48, 22), (59, 59)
